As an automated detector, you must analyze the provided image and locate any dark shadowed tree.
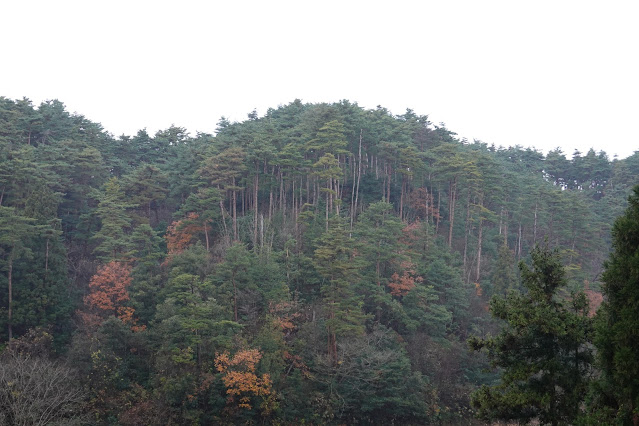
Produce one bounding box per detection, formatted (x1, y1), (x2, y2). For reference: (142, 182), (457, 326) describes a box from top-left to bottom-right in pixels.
(591, 186), (639, 424)
(469, 244), (592, 425)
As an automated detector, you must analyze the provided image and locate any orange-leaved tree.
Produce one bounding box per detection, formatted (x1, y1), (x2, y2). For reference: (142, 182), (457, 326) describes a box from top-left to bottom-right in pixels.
(388, 261), (423, 297)
(214, 349), (274, 414)
(164, 212), (202, 263)
(82, 261), (141, 330)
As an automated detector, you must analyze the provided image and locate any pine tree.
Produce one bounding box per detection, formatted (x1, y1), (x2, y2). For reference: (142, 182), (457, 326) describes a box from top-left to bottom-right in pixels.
(591, 186), (639, 424)
(491, 244), (518, 296)
(313, 219), (367, 364)
(0, 207), (36, 340)
(469, 244), (592, 425)
(92, 178), (134, 261)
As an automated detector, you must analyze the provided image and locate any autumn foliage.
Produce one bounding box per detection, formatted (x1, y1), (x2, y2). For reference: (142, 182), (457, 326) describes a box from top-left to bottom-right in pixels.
(82, 261), (141, 329)
(214, 349), (273, 412)
(165, 212), (202, 258)
(388, 261), (423, 297)
(408, 188), (441, 221)
(269, 301), (302, 337)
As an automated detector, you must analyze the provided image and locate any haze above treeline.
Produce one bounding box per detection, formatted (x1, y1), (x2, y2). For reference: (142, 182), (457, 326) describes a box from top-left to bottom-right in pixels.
(5, 2), (638, 162)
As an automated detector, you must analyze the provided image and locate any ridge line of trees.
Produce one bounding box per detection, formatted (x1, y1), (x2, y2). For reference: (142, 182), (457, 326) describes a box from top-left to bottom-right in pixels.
(1, 96), (639, 424)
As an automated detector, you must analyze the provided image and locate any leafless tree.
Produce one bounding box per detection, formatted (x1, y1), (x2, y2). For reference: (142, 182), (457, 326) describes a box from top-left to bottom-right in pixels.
(0, 353), (87, 425)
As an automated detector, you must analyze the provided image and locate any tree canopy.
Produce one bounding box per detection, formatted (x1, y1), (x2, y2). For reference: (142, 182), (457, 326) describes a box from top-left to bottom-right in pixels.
(0, 96), (637, 424)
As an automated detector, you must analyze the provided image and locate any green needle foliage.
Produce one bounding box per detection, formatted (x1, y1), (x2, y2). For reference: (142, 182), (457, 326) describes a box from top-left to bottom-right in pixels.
(469, 244), (592, 425)
(591, 186), (639, 424)
(3, 97), (639, 424)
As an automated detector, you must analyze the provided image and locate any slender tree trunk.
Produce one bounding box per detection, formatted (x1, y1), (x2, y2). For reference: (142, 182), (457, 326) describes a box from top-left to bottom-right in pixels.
(325, 180), (330, 231)
(448, 177), (457, 247)
(8, 255), (13, 340)
(425, 187), (430, 224)
(204, 222), (210, 251)
(260, 214), (264, 253)
(518, 220), (523, 260)
(476, 193), (485, 282)
(351, 131), (363, 233)
(399, 176), (405, 221)
(350, 152), (356, 230)
(382, 174), (386, 203)
(232, 178), (238, 241)
(232, 272), (238, 322)
(335, 177), (340, 216)
(503, 209), (508, 245)
(328, 318), (337, 365)
(292, 178), (297, 235)
(296, 176), (302, 241)
(218, 186), (229, 243)
(283, 179), (287, 220)
(533, 201), (538, 244)
(279, 169), (284, 213)
(463, 191), (472, 278)
(269, 187), (273, 222)
(436, 188), (441, 234)
(254, 172), (259, 245)
(45, 238), (50, 273)
(386, 164), (392, 203)
(328, 178), (332, 214)
(241, 188), (245, 217)
(476, 218), (484, 282)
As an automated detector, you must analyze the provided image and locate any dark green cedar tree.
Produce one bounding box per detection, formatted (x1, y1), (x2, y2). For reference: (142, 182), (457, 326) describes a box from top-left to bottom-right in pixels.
(591, 186), (639, 424)
(469, 244), (592, 426)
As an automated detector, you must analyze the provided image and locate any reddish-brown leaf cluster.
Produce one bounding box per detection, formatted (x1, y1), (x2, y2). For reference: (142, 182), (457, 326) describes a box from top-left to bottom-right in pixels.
(268, 301), (302, 336)
(283, 350), (311, 378)
(214, 349), (273, 411)
(82, 261), (143, 330)
(165, 212), (202, 259)
(401, 220), (422, 245)
(408, 188), (441, 221)
(388, 261), (423, 297)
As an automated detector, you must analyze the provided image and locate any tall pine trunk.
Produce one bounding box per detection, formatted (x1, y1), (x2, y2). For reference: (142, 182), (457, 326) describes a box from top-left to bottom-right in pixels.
(448, 177), (457, 247)
(463, 191), (472, 279)
(350, 130), (363, 233)
(399, 176), (405, 221)
(232, 177), (238, 241)
(7, 253), (13, 340)
(204, 222), (210, 251)
(253, 172), (259, 245)
(475, 193), (485, 282)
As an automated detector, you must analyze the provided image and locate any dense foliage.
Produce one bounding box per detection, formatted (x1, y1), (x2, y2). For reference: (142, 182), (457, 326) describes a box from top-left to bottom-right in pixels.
(591, 187), (639, 424)
(1, 96), (638, 424)
(469, 244), (592, 425)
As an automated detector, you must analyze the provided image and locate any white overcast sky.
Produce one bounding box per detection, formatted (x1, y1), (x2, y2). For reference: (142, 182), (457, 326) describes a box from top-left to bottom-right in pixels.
(2, 1), (638, 159)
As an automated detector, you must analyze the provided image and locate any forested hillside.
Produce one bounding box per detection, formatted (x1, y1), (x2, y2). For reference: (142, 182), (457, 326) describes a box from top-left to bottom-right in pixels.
(1, 97), (638, 424)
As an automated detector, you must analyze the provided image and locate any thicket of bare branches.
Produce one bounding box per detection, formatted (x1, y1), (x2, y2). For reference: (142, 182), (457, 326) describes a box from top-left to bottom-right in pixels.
(0, 352), (87, 425)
